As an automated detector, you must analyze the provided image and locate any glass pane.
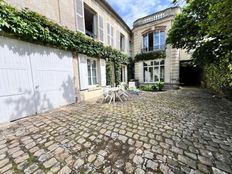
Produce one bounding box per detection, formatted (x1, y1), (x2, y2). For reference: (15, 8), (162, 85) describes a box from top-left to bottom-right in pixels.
(160, 66), (165, 82)
(154, 61), (159, 65)
(87, 60), (91, 78)
(143, 35), (148, 50)
(160, 60), (165, 65)
(143, 62), (148, 66)
(92, 60), (96, 68)
(88, 77), (92, 85)
(92, 76), (97, 85)
(154, 67), (159, 82)
(149, 67), (153, 82)
(144, 67), (149, 82)
(147, 61), (152, 66)
(160, 31), (165, 49)
(92, 68), (97, 77)
(154, 31), (159, 49)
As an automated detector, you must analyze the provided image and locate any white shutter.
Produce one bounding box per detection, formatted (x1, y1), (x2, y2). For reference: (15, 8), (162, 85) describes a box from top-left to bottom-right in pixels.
(76, 0), (85, 33)
(116, 30), (120, 50)
(111, 26), (114, 47)
(107, 23), (110, 45)
(98, 15), (104, 42)
(125, 37), (128, 54)
(78, 54), (88, 90)
(100, 59), (106, 86)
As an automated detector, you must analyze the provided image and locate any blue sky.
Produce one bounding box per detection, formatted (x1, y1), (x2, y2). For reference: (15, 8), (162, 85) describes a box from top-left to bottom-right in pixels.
(107, 0), (175, 28)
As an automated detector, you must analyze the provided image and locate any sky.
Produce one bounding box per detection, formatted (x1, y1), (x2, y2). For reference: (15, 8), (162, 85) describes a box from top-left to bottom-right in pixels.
(107, 0), (175, 28)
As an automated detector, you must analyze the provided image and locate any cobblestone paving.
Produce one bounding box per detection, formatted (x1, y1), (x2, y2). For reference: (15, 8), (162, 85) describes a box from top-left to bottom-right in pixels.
(0, 88), (232, 174)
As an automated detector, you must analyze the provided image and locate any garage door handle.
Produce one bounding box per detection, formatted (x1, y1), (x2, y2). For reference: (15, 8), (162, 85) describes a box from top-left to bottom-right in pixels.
(35, 85), (40, 89)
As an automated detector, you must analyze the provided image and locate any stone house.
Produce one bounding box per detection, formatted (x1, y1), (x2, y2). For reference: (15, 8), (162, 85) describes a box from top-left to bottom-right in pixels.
(0, 0), (131, 123)
(132, 7), (193, 86)
(0, 1), (194, 123)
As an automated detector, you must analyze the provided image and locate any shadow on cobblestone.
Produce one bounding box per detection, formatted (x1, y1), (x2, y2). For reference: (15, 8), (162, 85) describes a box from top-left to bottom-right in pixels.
(0, 87), (232, 174)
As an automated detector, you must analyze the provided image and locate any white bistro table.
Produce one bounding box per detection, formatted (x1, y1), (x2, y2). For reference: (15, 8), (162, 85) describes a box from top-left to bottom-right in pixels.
(109, 87), (123, 104)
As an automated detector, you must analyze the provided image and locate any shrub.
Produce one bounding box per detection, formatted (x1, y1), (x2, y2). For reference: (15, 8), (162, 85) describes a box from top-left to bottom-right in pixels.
(140, 84), (157, 91)
(155, 81), (164, 91)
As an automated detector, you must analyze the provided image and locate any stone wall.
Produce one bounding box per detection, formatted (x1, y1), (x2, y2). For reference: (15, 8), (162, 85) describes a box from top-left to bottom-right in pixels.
(5, 0), (77, 31)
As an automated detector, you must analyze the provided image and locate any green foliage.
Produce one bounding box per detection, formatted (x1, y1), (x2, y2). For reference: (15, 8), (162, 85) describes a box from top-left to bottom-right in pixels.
(140, 82), (164, 92)
(204, 59), (232, 92)
(167, 0), (232, 65)
(0, 1), (128, 63)
(140, 84), (155, 91)
(155, 81), (164, 91)
(168, 0), (232, 90)
(106, 61), (113, 86)
(134, 51), (165, 62)
(115, 61), (122, 85)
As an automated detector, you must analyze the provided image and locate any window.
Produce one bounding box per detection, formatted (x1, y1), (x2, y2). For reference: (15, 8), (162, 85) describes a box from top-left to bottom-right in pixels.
(144, 59), (165, 83)
(84, 5), (97, 38)
(87, 59), (98, 86)
(120, 33), (125, 52)
(143, 30), (165, 52)
(107, 23), (114, 46)
(154, 31), (165, 49)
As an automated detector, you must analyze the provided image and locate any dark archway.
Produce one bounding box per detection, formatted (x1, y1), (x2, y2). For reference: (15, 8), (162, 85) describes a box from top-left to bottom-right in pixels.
(180, 60), (202, 86)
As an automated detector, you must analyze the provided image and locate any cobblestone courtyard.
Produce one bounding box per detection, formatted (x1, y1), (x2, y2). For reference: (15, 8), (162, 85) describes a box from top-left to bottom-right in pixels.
(0, 88), (232, 174)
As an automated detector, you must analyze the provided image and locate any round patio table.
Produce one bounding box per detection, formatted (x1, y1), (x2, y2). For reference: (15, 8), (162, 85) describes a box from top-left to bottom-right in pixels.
(109, 87), (123, 103)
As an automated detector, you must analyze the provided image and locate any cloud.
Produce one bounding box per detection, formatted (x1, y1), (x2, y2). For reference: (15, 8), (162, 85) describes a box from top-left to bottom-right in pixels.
(107, 0), (174, 28)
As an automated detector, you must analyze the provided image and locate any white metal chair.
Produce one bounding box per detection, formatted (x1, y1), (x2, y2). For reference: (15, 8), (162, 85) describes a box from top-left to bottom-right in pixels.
(102, 86), (114, 104)
(117, 82), (129, 99)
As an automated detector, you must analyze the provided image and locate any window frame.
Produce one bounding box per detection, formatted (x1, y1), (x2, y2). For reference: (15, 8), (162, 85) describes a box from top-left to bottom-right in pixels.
(87, 58), (98, 87)
(143, 59), (165, 83)
(120, 33), (125, 52)
(142, 30), (165, 52)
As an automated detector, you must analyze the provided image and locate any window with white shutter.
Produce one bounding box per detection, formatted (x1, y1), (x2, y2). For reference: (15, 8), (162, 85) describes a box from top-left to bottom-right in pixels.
(79, 54), (88, 90)
(75, 0), (85, 33)
(107, 23), (111, 45)
(107, 23), (114, 47)
(98, 15), (104, 42)
(116, 30), (120, 49)
(111, 26), (114, 47)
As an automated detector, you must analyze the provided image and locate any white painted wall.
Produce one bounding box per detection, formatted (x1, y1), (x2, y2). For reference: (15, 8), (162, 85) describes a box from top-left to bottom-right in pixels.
(0, 37), (75, 123)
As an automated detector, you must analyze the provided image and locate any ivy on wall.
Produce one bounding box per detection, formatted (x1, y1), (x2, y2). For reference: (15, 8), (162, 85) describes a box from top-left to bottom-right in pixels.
(0, 0), (128, 64)
(106, 61), (113, 86)
(134, 50), (165, 62)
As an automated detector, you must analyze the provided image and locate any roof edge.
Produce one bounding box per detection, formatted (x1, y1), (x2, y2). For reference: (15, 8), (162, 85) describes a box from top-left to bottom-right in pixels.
(133, 6), (181, 26)
(98, 0), (132, 33)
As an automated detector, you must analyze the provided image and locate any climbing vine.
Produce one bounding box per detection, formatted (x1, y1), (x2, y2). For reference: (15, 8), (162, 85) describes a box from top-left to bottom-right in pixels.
(134, 50), (165, 62)
(0, 0), (128, 63)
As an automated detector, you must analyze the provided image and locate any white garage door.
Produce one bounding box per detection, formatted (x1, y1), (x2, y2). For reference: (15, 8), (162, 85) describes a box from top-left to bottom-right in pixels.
(0, 37), (75, 123)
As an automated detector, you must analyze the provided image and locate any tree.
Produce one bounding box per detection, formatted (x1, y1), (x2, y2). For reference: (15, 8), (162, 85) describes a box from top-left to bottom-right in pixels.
(167, 0), (232, 90)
